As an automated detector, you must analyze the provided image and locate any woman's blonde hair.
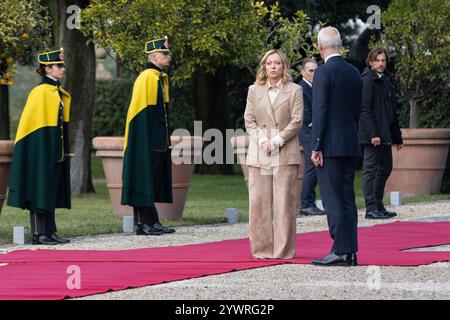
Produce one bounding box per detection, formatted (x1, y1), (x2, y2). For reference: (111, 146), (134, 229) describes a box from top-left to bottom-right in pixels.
(255, 49), (292, 85)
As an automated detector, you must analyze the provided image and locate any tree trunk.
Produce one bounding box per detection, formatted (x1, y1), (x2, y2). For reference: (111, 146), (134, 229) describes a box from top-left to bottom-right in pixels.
(43, 0), (64, 45)
(56, 0), (96, 195)
(409, 98), (420, 128)
(0, 85), (10, 140)
(193, 67), (233, 174)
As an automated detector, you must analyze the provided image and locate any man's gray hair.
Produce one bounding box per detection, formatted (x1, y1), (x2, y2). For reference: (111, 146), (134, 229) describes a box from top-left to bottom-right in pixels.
(317, 27), (342, 50)
(301, 57), (317, 69)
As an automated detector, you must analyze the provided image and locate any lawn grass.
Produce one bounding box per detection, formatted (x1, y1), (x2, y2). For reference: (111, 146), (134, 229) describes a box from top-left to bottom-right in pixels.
(0, 156), (448, 245)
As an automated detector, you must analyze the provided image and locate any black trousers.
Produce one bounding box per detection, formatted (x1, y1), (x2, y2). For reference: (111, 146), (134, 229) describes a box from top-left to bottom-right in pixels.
(133, 206), (160, 226)
(361, 144), (393, 212)
(30, 211), (57, 236)
(316, 157), (358, 254)
(300, 142), (318, 208)
(29, 162), (65, 235)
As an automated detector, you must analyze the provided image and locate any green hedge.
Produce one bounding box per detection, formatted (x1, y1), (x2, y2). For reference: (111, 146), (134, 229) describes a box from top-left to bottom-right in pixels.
(93, 78), (195, 137)
(92, 79), (133, 137)
(167, 81), (195, 133)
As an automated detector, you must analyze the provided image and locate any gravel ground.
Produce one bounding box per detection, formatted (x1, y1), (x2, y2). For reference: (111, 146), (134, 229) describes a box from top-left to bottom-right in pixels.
(1, 200), (449, 300)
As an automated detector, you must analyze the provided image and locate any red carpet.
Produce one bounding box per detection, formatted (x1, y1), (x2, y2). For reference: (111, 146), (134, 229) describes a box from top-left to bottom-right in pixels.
(0, 221), (450, 300)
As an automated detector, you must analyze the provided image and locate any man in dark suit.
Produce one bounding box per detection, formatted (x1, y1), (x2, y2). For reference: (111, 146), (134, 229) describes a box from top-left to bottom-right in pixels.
(297, 58), (326, 216)
(310, 27), (362, 267)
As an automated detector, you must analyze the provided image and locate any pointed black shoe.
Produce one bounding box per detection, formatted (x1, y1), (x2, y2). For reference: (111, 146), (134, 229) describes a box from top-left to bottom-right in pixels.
(136, 224), (164, 236)
(312, 253), (357, 267)
(153, 222), (176, 234)
(301, 206), (326, 216)
(32, 234), (59, 245)
(50, 233), (70, 244)
(365, 210), (390, 219)
(381, 210), (397, 218)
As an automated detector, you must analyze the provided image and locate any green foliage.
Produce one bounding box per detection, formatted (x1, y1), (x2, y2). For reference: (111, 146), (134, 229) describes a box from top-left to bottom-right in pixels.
(93, 78), (195, 137)
(382, 0), (450, 192)
(82, 0), (263, 85)
(81, 0), (315, 84)
(92, 79), (133, 137)
(278, 0), (392, 26)
(0, 0), (52, 86)
(380, 0), (450, 128)
(83, 0), (316, 142)
(227, 66), (256, 129)
(168, 82), (195, 132)
(254, 1), (317, 78)
(417, 85), (450, 129)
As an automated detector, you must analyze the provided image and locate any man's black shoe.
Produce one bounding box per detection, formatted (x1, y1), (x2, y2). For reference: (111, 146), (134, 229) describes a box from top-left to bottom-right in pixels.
(312, 253), (357, 267)
(153, 222), (176, 234)
(50, 234), (70, 244)
(136, 224), (163, 236)
(365, 210), (390, 219)
(381, 210), (397, 218)
(32, 234), (59, 245)
(301, 206), (326, 216)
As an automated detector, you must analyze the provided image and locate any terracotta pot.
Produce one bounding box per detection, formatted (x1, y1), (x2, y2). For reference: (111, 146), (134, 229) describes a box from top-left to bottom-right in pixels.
(0, 140), (14, 214)
(156, 136), (202, 219)
(230, 135), (304, 209)
(386, 128), (450, 196)
(92, 136), (202, 219)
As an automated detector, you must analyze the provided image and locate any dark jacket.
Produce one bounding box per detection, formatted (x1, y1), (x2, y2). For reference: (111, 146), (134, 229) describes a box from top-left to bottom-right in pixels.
(359, 67), (403, 145)
(311, 56), (362, 157)
(298, 78), (313, 144)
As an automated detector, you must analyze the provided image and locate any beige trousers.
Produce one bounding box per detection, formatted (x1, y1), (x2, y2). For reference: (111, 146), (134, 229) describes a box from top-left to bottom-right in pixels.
(248, 165), (298, 259)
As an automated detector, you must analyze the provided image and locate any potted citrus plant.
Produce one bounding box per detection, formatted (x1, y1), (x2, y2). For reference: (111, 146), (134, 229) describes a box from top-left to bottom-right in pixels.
(381, 0), (450, 195)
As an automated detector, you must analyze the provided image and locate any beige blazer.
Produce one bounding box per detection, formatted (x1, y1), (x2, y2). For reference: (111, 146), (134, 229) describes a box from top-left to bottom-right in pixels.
(244, 81), (303, 168)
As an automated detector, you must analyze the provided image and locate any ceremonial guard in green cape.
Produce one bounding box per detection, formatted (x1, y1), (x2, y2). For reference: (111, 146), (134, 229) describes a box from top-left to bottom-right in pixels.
(7, 48), (71, 245)
(121, 37), (175, 235)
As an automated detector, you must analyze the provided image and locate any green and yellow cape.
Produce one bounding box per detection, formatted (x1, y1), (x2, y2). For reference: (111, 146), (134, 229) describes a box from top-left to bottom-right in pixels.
(121, 64), (173, 207)
(7, 77), (71, 214)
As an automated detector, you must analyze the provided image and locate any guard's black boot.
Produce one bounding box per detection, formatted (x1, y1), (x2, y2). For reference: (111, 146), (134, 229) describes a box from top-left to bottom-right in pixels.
(136, 224), (164, 236)
(32, 234), (59, 245)
(50, 233), (70, 244)
(153, 222), (176, 234)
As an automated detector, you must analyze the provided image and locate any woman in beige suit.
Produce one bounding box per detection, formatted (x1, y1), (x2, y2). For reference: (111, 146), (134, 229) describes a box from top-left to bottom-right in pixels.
(244, 49), (303, 259)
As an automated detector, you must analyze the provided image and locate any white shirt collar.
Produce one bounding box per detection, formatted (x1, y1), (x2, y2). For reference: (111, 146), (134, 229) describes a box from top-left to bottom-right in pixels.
(302, 78), (312, 87)
(377, 72), (383, 78)
(324, 53), (341, 64)
(46, 75), (58, 82)
(267, 79), (282, 89)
